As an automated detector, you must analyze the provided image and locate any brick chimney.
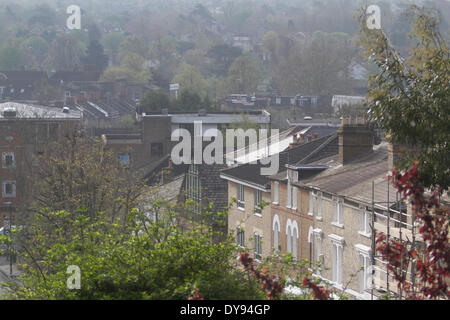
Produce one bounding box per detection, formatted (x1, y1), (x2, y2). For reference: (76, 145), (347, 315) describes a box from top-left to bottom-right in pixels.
(337, 117), (373, 164)
(386, 134), (418, 170)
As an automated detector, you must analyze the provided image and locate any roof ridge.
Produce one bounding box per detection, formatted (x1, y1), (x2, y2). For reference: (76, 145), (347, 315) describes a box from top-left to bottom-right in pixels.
(299, 156), (388, 186)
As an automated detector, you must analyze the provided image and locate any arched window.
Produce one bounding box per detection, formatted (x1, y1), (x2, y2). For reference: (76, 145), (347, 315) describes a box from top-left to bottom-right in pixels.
(292, 221), (299, 260)
(273, 215), (280, 253)
(286, 219), (292, 254)
(286, 226), (292, 253)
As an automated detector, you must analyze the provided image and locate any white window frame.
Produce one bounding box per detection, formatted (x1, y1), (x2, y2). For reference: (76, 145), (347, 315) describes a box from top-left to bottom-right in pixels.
(286, 180), (291, 208)
(313, 229), (323, 274)
(273, 181), (279, 205)
(332, 198), (344, 228)
(292, 186), (298, 210)
(292, 222), (298, 260)
(308, 190), (314, 216)
(329, 234), (344, 286)
(236, 226), (245, 248)
(316, 192), (323, 220)
(2, 152), (15, 168)
(273, 215), (280, 253)
(237, 184), (245, 210)
(2, 180), (16, 198)
(359, 209), (372, 237)
(254, 189), (262, 215)
(356, 244), (372, 294)
(286, 222), (292, 254)
(254, 233), (262, 261)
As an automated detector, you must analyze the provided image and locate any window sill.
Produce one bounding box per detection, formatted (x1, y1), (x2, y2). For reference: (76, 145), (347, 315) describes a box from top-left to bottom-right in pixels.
(237, 206), (245, 211)
(315, 216), (323, 221)
(358, 231), (371, 239)
(254, 213), (262, 217)
(272, 202), (279, 205)
(291, 207), (297, 211)
(307, 212), (313, 216)
(331, 222), (344, 229)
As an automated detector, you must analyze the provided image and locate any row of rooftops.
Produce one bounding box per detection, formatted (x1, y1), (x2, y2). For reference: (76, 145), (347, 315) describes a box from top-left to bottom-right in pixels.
(220, 121), (395, 206)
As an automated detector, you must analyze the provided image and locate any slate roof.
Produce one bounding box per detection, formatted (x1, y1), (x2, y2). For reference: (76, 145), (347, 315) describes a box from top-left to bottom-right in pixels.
(49, 71), (100, 83)
(294, 142), (394, 204)
(221, 133), (339, 187)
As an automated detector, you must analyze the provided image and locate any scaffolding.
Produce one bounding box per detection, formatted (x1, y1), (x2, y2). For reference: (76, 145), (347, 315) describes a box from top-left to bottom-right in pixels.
(369, 179), (418, 300)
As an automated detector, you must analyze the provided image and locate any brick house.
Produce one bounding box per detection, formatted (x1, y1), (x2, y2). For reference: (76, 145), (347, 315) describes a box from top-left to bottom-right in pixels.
(288, 118), (411, 299)
(0, 102), (82, 227)
(221, 131), (339, 261)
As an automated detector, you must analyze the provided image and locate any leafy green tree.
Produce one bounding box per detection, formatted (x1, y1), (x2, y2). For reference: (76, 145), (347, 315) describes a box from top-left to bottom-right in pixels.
(0, 45), (23, 70)
(118, 36), (148, 62)
(276, 31), (355, 95)
(101, 52), (150, 82)
(172, 63), (207, 98)
(139, 89), (171, 113)
(101, 32), (125, 55)
(46, 34), (84, 71)
(262, 30), (278, 62)
(227, 55), (264, 94)
(172, 89), (202, 112)
(206, 44), (242, 76)
(0, 133), (264, 300)
(358, 5), (450, 189)
(82, 40), (109, 73)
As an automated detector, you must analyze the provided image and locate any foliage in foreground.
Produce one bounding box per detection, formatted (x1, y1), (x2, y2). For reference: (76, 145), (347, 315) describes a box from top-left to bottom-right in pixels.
(376, 164), (449, 299)
(1, 207), (265, 300)
(358, 5), (450, 190)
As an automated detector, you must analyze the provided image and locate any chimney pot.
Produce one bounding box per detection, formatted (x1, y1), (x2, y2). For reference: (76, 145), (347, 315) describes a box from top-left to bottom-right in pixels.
(314, 133), (319, 139)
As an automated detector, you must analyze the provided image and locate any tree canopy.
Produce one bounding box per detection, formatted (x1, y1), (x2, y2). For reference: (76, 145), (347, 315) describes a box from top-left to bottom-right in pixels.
(358, 5), (450, 189)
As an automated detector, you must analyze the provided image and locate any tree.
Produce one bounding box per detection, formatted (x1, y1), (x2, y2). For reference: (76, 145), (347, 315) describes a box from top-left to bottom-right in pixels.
(101, 32), (125, 55)
(262, 31), (278, 62)
(0, 133), (265, 300)
(276, 32), (355, 95)
(118, 36), (148, 62)
(101, 52), (150, 82)
(172, 89), (202, 112)
(82, 40), (109, 73)
(0, 45), (23, 70)
(358, 5), (450, 189)
(376, 165), (449, 299)
(46, 34), (84, 71)
(206, 44), (242, 76)
(172, 63), (207, 98)
(227, 55), (264, 94)
(21, 36), (49, 68)
(139, 89), (171, 113)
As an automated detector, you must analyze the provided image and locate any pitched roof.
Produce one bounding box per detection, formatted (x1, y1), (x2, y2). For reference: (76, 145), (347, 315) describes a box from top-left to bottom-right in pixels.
(0, 71), (48, 81)
(294, 142), (393, 204)
(221, 133), (339, 187)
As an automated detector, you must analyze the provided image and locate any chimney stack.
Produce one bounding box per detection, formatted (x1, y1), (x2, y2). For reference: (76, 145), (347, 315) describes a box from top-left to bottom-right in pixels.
(307, 135), (312, 142)
(313, 133), (319, 139)
(337, 116), (373, 164)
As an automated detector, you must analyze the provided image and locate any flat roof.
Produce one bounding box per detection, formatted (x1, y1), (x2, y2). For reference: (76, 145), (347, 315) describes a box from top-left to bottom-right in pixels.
(0, 102), (82, 120)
